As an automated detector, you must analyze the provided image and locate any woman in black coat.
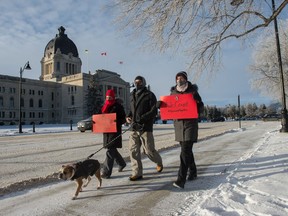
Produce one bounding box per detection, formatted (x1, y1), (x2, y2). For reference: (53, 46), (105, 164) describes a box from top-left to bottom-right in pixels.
(100, 89), (127, 178)
(171, 71), (204, 189)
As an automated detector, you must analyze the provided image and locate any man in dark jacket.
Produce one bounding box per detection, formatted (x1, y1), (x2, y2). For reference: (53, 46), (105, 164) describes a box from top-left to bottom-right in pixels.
(171, 71), (204, 189)
(126, 76), (163, 181)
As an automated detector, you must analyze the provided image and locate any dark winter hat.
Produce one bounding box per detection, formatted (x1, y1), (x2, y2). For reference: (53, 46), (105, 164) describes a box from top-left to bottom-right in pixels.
(134, 75), (146, 86)
(176, 71), (188, 81)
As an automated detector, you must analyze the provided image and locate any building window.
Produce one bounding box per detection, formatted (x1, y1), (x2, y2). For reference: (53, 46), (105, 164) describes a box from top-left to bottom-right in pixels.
(29, 98), (34, 108)
(9, 97), (14, 107)
(20, 98), (24, 107)
(38, 99), (43, 108)
(57, 62), (60, 71)
(0, 96), (3, 107)
(119, 87), (123, 97)
(71, 96), (75, 105)
(29, 112), (35, 118)
(113, 87), (117, 96)
(51, 92), (54, 101)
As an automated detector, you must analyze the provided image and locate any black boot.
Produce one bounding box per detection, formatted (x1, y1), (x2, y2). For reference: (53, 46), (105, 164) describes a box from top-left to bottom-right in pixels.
(187, 170), (197, 181)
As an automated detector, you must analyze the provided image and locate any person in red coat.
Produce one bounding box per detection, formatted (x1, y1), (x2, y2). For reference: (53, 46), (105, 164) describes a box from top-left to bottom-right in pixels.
(100, 89), (127, 178)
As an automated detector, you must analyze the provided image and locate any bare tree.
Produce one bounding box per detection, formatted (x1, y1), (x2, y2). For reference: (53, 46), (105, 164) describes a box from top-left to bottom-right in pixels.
(111, 0), (288, 79)
(250, 19), (288, 101)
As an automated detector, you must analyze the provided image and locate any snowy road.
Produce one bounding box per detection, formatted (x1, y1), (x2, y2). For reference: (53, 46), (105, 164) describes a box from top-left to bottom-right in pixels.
(1, 121), (287, 215)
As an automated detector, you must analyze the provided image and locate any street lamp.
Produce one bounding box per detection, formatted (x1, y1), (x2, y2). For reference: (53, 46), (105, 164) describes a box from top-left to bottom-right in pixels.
(271, 0), (288, 132)
(19, 61), (31, 133)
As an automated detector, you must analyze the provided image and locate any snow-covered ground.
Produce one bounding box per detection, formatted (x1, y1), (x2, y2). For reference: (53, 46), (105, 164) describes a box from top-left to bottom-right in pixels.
(0, 121), (287, 215)
(0, 123), (79, 136)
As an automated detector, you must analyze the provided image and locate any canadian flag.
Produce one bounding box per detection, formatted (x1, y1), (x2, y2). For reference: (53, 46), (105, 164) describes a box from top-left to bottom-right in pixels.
(101, 52), (107, 56)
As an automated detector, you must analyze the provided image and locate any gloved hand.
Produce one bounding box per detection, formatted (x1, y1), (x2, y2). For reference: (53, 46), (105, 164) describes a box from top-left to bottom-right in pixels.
(193, 93), (201, 102)
(156, 101), (162, 109)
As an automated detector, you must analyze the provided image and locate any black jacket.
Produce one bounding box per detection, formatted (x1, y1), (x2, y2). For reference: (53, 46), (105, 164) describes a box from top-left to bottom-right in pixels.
(170, 81), (204, 142)
(127, 87), (157, 132)
(99, 101), (126, 148)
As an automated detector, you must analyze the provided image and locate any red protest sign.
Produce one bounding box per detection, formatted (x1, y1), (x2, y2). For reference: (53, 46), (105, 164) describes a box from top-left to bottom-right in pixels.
(92, 113), (117, 133)
(159, 94), (198, 120)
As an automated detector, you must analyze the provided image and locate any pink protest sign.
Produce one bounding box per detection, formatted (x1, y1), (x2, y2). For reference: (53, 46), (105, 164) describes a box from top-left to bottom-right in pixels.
(159, 94), (198, 120)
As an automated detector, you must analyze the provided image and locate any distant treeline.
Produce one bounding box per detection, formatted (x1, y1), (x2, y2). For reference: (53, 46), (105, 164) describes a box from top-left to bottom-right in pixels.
(202, 102), (281, 120)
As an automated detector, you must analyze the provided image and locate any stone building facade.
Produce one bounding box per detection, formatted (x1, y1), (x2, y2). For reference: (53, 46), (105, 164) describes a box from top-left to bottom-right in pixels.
(0, 26), (130, 126)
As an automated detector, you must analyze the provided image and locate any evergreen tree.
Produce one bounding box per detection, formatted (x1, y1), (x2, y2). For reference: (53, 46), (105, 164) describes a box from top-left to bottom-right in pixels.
(85, 74), (103, 116)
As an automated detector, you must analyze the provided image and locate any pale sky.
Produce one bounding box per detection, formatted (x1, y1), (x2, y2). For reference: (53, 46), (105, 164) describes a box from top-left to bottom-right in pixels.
(0, 0), (286, 107)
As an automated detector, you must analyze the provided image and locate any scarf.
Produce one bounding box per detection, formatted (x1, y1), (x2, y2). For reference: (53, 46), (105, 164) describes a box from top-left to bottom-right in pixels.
(101, 89), (116, 113)
(176, 82), (188, 92)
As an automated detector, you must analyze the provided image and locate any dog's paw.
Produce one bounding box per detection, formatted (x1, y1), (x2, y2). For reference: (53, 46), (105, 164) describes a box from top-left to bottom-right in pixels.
(72, 196), (77, 200)
(97, 185), (101, 189)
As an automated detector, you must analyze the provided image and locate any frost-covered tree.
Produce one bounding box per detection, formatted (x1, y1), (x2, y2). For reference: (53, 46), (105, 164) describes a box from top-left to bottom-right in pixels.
(245, 102), (258, 116)
(250, 19), (288, 102)
(111, 0), (288, 79)
(226, 105), (238, 119)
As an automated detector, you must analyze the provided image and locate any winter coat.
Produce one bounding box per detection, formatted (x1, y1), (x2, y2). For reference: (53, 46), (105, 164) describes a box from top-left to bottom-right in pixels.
(127, 87), (157, 132)
(100, 100), (126, 148)
(170, 81), (204, 142)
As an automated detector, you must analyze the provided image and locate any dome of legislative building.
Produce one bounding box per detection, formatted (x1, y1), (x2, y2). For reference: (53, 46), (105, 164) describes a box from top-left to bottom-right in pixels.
(44, 26), (79, 57)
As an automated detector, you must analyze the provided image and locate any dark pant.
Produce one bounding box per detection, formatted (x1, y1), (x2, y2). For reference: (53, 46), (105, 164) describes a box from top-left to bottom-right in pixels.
(102, 148), (126, 176)
(176, 141), (196, 186)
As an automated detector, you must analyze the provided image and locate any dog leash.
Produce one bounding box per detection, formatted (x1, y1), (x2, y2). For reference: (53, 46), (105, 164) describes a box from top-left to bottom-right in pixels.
(86, 123), (139, 159)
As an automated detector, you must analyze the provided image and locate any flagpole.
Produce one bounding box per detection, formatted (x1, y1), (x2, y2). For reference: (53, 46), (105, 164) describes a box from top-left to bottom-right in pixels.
(101, 52), (107, 70)
(119, 61), (124, 74)
(105, 56), (107, 69)
(85, 49), (89, 73)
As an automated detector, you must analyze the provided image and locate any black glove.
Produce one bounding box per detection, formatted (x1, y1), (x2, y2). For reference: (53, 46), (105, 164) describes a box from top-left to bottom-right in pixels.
(156, 101), (162, 109)
(193, 93), (201, 102)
